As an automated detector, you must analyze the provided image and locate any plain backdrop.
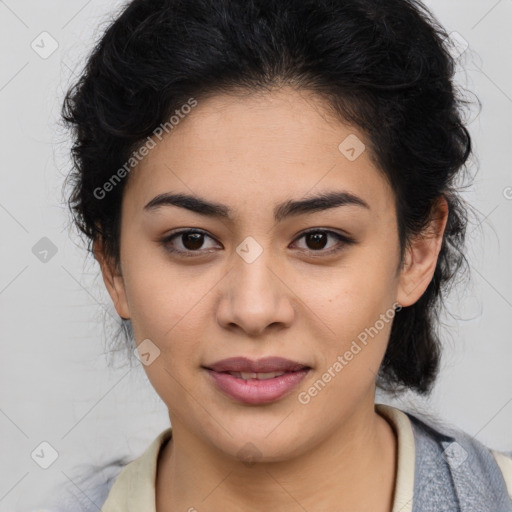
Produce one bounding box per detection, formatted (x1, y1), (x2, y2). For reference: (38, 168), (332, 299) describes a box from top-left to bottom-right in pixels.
(0, 0), (511, 510)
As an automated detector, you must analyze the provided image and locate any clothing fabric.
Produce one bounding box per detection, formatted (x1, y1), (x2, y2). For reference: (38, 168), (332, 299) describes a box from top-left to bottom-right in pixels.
(47, 404), (512, 511)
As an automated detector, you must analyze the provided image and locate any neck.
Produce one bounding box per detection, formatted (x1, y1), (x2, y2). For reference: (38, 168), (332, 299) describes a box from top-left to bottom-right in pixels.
(156, 401), (397, 512)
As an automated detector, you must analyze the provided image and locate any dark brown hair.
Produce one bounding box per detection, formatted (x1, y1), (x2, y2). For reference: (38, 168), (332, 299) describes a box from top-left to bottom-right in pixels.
(62, 0), (474, 395)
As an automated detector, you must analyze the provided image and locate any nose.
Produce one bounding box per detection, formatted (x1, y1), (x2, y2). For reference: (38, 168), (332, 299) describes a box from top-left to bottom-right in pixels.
(215, 241), (296, 337)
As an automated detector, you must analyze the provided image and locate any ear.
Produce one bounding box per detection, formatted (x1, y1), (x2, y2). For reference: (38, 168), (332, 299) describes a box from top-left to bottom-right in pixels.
(396, 196), (449, 307)
(93, 238), (131, 319)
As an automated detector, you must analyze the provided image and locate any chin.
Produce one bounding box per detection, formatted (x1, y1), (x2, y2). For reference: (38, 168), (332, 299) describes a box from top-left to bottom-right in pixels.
(206, 423), (309, 465)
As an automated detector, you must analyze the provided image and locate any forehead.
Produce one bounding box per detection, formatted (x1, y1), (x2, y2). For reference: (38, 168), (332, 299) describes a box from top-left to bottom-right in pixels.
(122, 87), (396, 220)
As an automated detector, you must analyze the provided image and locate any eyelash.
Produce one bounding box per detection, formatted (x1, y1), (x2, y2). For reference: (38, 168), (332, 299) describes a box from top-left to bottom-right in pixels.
(159, 228), (355, 258)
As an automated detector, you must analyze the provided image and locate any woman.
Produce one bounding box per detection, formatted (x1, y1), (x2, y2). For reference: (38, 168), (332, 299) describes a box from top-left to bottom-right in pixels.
(57, 0), (512, 510)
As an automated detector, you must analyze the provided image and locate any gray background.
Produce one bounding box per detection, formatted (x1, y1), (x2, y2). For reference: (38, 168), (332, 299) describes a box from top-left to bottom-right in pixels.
(0, 0), (511, 510)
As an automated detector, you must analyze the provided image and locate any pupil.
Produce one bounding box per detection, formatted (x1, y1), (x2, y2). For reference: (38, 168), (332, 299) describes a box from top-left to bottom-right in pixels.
(183, 233), (204, 250)
(307, 232), (327, 250)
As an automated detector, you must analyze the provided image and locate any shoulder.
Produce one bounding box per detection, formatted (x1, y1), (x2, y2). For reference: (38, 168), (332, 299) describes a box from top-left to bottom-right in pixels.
(35, 458), (128, 512)
(98, 426), (174, 510)
(404, 407), (512, 506)
(492, 448), (512, 499)
(35, 428), (173, 511)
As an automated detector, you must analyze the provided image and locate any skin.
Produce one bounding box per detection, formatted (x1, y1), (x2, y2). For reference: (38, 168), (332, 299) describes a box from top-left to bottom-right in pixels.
(95, 86), (448, 512)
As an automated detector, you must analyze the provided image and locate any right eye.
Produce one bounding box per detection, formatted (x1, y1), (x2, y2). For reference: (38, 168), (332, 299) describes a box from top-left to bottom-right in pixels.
(160, 229), (221, 257)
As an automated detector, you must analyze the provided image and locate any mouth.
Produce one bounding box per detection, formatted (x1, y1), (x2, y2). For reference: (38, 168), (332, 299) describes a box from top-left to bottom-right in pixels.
(202, 356), (311, 404)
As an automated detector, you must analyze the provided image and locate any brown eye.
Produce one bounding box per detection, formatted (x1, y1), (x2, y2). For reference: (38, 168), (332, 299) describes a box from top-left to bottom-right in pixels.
(161, 229), (220, 256)
(304, 232), (329, 250)
(181, 232), (205, 250)
(292, 229), (355, 255)
(160, 228), (355, 258)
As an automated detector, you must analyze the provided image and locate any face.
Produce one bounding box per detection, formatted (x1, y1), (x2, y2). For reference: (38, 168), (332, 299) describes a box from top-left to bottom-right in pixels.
(97, 86), (446, 463)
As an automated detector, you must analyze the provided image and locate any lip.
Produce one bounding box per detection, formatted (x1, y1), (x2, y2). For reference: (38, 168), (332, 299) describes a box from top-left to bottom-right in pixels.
(204, 356), (310, 373)
(203, 357), (311, 405)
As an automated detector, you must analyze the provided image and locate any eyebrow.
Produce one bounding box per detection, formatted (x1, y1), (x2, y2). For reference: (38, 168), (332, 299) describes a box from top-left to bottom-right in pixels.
(143, 190), (370, 222)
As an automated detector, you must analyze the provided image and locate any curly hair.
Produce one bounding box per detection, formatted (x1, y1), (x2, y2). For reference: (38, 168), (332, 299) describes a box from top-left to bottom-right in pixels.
(62, 0), (474, 396)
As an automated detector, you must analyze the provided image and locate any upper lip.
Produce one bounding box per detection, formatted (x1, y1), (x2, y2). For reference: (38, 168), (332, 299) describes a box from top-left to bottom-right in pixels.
(204, 356), (310, 373)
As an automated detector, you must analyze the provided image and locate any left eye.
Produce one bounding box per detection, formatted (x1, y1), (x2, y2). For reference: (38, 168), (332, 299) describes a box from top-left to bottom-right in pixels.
(160, 229), (354, 257)
(292, 229), (353, 255)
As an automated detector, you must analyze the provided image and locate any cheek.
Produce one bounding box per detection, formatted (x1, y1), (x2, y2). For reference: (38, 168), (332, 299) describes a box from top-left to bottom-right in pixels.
(317, 251), (398, 327)
(305, 245), (399, 377)
(126, 268), (209, 349)
(122, 255), (212, 407)
(298, 281), (397, 419)
(119, 238), (203, 347)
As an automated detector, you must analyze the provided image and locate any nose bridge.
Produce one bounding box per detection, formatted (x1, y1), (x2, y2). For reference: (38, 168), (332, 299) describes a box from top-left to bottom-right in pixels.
(217, 235), (294, 334)
(236, 239), (275, 297)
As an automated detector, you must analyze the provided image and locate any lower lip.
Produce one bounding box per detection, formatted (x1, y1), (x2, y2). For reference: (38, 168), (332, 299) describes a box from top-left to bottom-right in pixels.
(205, 369), (310, 404)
